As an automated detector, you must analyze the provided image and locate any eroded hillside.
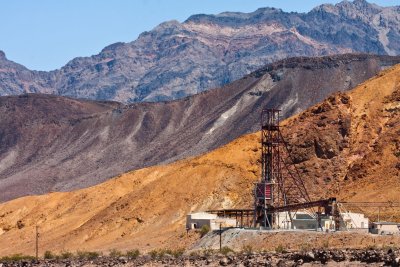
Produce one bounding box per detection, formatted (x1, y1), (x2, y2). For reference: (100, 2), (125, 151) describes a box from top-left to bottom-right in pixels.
(2, 54), (397, 202)
(0, 64), (399, 255)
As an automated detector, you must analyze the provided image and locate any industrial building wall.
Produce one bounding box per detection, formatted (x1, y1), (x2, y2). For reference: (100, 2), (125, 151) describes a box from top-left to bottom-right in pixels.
(276, 211), (369, 231)
(186, 218), (212, 230)
(340, 212), (369, 229)
(186, 213), (237, 230)
(371, 223), (400, 235)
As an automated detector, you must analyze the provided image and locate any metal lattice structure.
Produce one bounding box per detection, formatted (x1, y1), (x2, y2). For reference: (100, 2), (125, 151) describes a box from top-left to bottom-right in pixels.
(254, 109), (315, 228)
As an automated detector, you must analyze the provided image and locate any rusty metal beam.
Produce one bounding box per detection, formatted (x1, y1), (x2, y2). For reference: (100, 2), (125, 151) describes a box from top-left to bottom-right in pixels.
(340, 202), (400, 207)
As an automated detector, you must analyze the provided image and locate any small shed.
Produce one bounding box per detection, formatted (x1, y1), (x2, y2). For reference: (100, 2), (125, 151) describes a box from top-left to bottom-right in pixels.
(370, 222), (400, 235)
(186, 212), (236, 230)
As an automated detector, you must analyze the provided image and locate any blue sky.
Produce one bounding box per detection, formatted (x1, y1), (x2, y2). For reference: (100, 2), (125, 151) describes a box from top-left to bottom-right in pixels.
(0, 0), (397, 71)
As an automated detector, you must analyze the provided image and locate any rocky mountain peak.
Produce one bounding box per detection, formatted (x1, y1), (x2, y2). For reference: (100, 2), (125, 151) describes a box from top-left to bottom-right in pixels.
(185, 7), (284, 26)
(311, 3), (337, 14)
(352, 0), (377, 8)
(0, 1), (399, 103)
(314, 0), (380, 15)
(153, 20), (182, 32)
(100, 42), (126, 53)
(0, 50), (6, 60)
(253, 7), (284, 14)
(336, 0), (382, 15)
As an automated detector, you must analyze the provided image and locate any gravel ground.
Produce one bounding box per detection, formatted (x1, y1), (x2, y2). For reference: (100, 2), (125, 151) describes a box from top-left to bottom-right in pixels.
(1, 248), (400, 266)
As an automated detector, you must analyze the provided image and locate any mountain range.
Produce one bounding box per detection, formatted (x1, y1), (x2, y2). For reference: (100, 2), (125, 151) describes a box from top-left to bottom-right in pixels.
(1, 54), (399, 202)
(1, 0), (400, 256)
(0, 0), (399, 103)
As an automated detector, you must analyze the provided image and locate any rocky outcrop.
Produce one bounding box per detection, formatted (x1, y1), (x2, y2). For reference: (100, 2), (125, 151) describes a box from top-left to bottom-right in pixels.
(0, 0), (399, 103)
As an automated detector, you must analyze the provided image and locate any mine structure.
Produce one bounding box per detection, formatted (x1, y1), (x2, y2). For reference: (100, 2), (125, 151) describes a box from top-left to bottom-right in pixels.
(187, 108), (400, 233)
(203, 108), (341, 230)
(254, 108), (338, 229)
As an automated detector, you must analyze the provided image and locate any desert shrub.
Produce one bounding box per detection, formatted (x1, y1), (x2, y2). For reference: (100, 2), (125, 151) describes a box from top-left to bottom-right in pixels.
(16, 220), (25, 229)
(109, 249), (123, 258)
(126, 249), (140, 259)
(202, 248), (215, 256)
(158, 249), (170, 258)
(2, 225), (11, 232)
(241, 244), (253, 254)
(300, 243), (311, 253)
(189, 251), (200, 257)
(44, 250), (55, 259)
(322, 240), (330, 249)
(170, 248), (185, 258)
(384, 244), (398, 250)
(199, 225), (210, 237)
(76, 250), (100, 260)
(275, 244), (287, 253)
(220, 246), (234, 255)
(148, 248), (184, 259)
(0, 254), (36, 262)
(60, 250), (74, 259)
(148, 249), (159, 259)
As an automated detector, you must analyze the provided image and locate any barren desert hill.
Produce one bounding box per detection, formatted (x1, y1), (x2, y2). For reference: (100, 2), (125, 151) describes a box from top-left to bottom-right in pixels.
(0, 64), (399, 255)
(3, 54), (399, 202)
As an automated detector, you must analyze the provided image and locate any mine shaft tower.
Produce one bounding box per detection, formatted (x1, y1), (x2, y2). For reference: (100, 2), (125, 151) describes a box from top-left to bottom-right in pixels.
(254, 109), (318, 228)
(254, 109), (282, 228)
(209, 109), (343, 230)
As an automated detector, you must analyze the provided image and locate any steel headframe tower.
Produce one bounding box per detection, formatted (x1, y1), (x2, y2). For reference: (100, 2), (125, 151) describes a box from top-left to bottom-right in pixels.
(254, 108), (312, 228)
(254, 109), (281, 228)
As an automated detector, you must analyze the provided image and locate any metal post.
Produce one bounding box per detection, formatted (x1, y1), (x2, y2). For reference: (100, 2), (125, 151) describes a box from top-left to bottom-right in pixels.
(219, 223), (222, 251)
(35, 225), (39, 260)
(235, 212), (238, 227)
(264, 200), (267, 228)
(253, 187), (257, 228)
(316, 212), (321, 231)
(378, 207), (380, 222)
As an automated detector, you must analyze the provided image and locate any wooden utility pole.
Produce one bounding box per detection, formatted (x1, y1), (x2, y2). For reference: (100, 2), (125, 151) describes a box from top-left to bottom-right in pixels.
(35, 225), (39, 260)
(219, 223), (222, 251)
(378, 207), (380, 222)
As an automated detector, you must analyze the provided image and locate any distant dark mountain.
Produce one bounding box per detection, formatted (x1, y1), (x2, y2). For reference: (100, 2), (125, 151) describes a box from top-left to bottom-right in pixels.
(1, 54), (399, 201)
(0, 0), (399, 103)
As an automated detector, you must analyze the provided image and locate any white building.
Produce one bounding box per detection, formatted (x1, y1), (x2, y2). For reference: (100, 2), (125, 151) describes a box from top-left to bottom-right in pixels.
(341, 212), (368, 230)
(276, 212), (331, 230)
(186, 212), (237, 230)
(275, 211), (368, 231)
(370, 222), (400, 235)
